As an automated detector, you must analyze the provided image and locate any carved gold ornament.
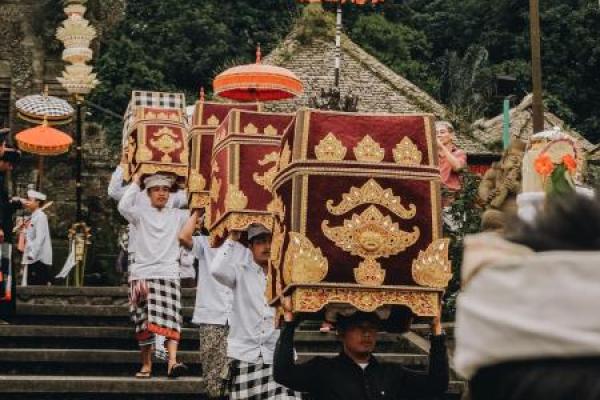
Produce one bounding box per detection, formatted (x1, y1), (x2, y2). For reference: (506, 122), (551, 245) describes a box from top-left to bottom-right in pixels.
(243, 123), (258, 134)
(267, 195), (285, 219)
(315, 132), (347, 161)
(264, 124), (278, 136)
(270, 222), (286, 271)
(326, 179), (416, 219)
(279, 141), (292, 170)
(322, 205), (420, 286)
(393, 137), (423, 166)
(210, 177), (221, 202)
(188, 170), (207, 191)
(150, 127), (182, 163)
(283, 233), (329, 284)
(291, 286), (439, 315)
(207, 115), (220, 126)
(253, 151), (279, 193)
(353, 135), (385, 162)
(136, 145), (152, 162)
(411, 238), (452, 288)
(225, 185), (248, 210)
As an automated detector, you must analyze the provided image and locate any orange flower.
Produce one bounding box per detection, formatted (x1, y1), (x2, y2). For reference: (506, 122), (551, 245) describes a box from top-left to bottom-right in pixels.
(535, 153), (554, 177)
(562, 154), (577, 173)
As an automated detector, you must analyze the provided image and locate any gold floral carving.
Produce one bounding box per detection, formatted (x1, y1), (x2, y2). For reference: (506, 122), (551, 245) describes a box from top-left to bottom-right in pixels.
(326, 179), (416, 219)
(283, 233), (328, 284)
(136, 145), (152, 162)
(243, 123), (258, 134)
(207, 115), (220, 126)
(353, 135), (385, 162)
(353, 258), (386, 287)
(279, 141), (292, 171)
(135, 164), (187, 180)
(393, 137), (423, 166)
(225, 185), (248, 210)
(150, 127), (182, 163)
(411, 238), (452, 288)
(314, 133), (347, 161)
(267, 195), (285, 219)
(322, 206), (420, 286)
(264, 124), (278, 136)
(291, 286), (439, 315)
(189, 193), (211, 210)
(188, 170), (207, 192)
(253, 151), (279, 193)
(210, 176), (221, 202)
(270, 222), (286, 271)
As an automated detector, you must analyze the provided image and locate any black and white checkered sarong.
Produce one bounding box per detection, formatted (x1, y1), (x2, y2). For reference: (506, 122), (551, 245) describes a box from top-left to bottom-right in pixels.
(129, 279), (182, 345)
(229, 360), (304, 400)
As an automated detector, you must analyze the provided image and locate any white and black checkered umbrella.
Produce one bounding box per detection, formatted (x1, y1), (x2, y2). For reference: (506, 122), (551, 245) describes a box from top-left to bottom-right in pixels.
(16, 94), (74, 125)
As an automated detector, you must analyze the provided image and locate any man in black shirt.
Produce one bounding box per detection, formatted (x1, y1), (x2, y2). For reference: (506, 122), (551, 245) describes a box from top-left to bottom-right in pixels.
(274, 299), (449, 400)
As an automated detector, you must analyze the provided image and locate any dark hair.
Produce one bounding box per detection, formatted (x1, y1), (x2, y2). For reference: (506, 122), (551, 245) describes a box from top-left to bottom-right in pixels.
(336, 312), (381, 333)
(505, 193), (600, 251)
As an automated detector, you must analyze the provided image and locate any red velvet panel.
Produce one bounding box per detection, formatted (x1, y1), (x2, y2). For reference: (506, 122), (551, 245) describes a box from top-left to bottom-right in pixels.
(238, 112), (294, 137)
(209, 148), (229, 226)
(299, 110), (435, 166)
(193, 102), (259, 127)
(142, 124), (187, 163)
(276, 173), (439, 286)
(238, 143), (282, 210)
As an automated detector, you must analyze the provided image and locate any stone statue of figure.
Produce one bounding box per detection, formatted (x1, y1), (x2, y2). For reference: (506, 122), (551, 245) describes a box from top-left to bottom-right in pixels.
(478, 138), (527, 231)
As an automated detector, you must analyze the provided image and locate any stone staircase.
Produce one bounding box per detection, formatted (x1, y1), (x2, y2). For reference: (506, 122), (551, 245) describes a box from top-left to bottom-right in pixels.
(0, 287), (464, 399)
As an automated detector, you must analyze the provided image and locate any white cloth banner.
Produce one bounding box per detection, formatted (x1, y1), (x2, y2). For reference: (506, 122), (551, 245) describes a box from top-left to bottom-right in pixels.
(455, 233), (600, 379)
(56, 241), (76, 279)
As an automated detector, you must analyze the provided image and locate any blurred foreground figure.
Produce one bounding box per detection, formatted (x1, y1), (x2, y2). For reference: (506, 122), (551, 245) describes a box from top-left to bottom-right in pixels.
(456, 193), (600, 400)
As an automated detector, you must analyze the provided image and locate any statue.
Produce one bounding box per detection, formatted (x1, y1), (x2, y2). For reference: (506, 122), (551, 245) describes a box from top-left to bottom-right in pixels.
(477, 138), (527, 231)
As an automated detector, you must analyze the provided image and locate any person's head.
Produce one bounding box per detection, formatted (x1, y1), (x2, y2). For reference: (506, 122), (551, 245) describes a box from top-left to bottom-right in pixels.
(144, 174), (174, 209)
(24, 190), (46, 212)
(247, 223), (272, 267)
(0, 147), (21, 173)
(506, 192), (600, 251)
(337, 312), (381, 360)
(436, 121), (455, 146)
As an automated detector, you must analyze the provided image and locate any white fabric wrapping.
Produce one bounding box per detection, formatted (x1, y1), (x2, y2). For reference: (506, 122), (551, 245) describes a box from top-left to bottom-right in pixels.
(455, 232), (600, 379)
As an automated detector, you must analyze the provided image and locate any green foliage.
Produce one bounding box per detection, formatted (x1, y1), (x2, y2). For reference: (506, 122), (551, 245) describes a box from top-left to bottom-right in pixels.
(441, 171), (482, 320)
(88, 0), (296, 144)
(295, 4), (335, 45)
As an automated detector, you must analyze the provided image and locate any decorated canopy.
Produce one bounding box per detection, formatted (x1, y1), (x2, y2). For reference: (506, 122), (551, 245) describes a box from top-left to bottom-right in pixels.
(15, 123), (73, 156)
(15, 93), (74, 125)
(213, 47), (303, 102)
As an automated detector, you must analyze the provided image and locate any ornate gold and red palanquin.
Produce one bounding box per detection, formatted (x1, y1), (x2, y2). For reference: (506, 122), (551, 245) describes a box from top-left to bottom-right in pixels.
(188, 100), (260, 213)
(125, 105), (189, 187)
(209, 109), (294, 245)
(269, 108), (452, 319)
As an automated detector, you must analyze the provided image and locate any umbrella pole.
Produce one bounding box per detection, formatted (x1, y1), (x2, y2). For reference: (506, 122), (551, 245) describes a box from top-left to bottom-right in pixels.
(37, 156), (44, 191)
(334, 1), (342, 87)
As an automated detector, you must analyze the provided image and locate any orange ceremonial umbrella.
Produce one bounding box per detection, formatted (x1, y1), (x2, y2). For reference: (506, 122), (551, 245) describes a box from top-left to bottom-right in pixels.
(213, 46), (303, 102)
(16, 122), (73, 189)
(297, 0), (384, 86)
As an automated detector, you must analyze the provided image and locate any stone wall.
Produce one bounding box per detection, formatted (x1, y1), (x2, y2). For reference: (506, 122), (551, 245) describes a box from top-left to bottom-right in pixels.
(0, 0), (123, 283)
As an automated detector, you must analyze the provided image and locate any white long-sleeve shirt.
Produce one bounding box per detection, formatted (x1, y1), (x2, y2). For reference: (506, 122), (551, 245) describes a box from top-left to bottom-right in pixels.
(108, 165), (188, 256)
(210, 239), (279, 364)
(191, 235), (232, 326)
(24, 208), (52, 266)
(118, 183), (188, 281)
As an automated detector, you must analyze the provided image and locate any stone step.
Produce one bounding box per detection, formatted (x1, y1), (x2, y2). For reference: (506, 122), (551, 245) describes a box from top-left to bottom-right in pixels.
(0, 375), (465, 398)
(0, 325), (422, 353)
(0, 348), (429, 377)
